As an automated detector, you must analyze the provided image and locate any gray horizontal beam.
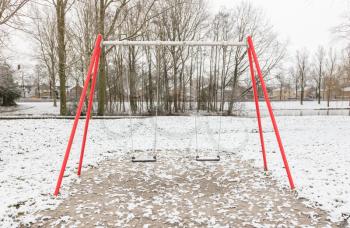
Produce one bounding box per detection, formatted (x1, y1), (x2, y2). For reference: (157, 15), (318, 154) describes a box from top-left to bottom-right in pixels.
(102, 40), (247, 47)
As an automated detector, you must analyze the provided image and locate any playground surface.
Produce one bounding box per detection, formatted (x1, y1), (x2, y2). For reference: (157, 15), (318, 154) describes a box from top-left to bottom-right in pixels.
(34, 154), (331, 227)
(0, 115), (350, 226)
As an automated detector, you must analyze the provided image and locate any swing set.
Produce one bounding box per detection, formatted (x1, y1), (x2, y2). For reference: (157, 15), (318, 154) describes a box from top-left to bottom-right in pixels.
(53, 34), (295, 196)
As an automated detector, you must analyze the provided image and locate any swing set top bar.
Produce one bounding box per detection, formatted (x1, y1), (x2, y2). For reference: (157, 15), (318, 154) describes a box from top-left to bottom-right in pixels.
(102, 40), (247, 47)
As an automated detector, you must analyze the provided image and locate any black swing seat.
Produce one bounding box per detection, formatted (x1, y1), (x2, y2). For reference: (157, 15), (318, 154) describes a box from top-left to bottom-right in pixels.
(195, 155), (220, 162)
(132, 155), (157, 162)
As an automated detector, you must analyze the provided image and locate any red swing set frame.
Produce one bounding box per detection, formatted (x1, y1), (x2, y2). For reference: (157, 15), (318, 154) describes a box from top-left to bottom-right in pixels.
(53, 34), (295, 196)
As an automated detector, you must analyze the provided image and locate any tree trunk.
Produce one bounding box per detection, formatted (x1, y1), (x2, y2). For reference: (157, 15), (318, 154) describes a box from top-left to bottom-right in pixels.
(280, 83), (283, 100)
(172, 47), (178, 112)
(56, 0), (67, 115)
(37, 72), (40, 98)
(128, 47), (137, 113)
(213, 47), (218, 111)
(228, 56), (239, 115)
(318, 74), (321, 104)
(189, 53), (193, 110)
(51, 57), (57, 107)
(300, 73), (304, 105)
(179, 64), (183, 112)
(295, 78), (298, 100)
(97, 0), (105, 116)
(196, 48), (200, 111)
(220, 47), (227, 112)
(327, 86), (331, 107)
(208, 47), (214, 111)
(156, 47), (161, 113)
(163, 50), (170, 113)
(147, 47), (153, 110)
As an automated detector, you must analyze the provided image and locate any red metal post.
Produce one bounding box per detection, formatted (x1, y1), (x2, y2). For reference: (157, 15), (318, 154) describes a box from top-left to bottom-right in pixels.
(247, 47), (268, 171)
(77, 45), (101, 176)
(247, 36), (295, 190)
(54, 34), (103, 196)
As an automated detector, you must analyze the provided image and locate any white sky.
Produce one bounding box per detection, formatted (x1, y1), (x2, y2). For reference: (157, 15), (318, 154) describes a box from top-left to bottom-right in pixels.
(4, 0), (350, 74)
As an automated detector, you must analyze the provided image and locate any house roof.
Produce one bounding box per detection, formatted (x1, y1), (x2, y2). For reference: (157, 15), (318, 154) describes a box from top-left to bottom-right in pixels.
(342, 86), (350, 92)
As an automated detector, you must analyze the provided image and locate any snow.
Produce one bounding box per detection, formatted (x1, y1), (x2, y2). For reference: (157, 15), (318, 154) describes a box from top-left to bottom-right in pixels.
(0, 102), (59, 116)
(239, 116), (350, 222)
(0, 110), (350, 225)
(0, 100), (348, 117)
(241, 100), (350, 111)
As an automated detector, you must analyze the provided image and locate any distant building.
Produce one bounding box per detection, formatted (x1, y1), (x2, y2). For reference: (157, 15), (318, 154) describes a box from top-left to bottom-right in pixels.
(68, 85), (83, 101)
(341, 86), (350, 99)
(22, 85), (35, 98)
(271, 86), (295, 100)
(34, 84), (51, 98)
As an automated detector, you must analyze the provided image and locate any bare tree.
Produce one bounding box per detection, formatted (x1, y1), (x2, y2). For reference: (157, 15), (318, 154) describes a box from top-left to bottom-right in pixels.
(205, 2), (286, 114)
(10, 0), (290, 116)
(333, 11), (350, 42)
(288, 67), (298, 100)
(342, 46), (350, 106)
(95, 0), (158, 115)
(160, 0), (207, 112)
(67, 0), (98, 109)
(0, 0), (29, 24)
(30, 6), (58, 106)
(275, 71), (285, 101)
(324, 48), (338, 107)
(51, 0), (75, 115)
(296, 49), (308, 105)
(314, 46), (325, 104)
(0, 0), (29, 48)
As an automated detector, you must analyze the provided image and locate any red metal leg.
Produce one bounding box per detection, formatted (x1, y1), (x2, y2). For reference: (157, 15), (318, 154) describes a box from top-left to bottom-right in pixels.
(247, 36), (295, 190)
(77, 46), (101, 176)
(54, 34), (103, 196)
(248, 47), (268, 171)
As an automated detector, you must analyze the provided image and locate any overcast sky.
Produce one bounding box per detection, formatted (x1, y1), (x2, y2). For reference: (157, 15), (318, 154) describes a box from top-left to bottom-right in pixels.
(5, 0), (350, 73)
(210, 0), (349, 53)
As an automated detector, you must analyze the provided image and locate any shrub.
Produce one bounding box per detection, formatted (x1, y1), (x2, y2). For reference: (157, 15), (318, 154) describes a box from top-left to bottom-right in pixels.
(0, 63), (21, 106)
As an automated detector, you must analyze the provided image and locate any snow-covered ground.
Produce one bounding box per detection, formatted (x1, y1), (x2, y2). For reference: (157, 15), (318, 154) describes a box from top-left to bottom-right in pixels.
(0, 102), (59, 116)
(242, 100), (350, 110)
(0, 100), (349, 117)
(240, 116), (350, 222)
(0, 115), (349, 226)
